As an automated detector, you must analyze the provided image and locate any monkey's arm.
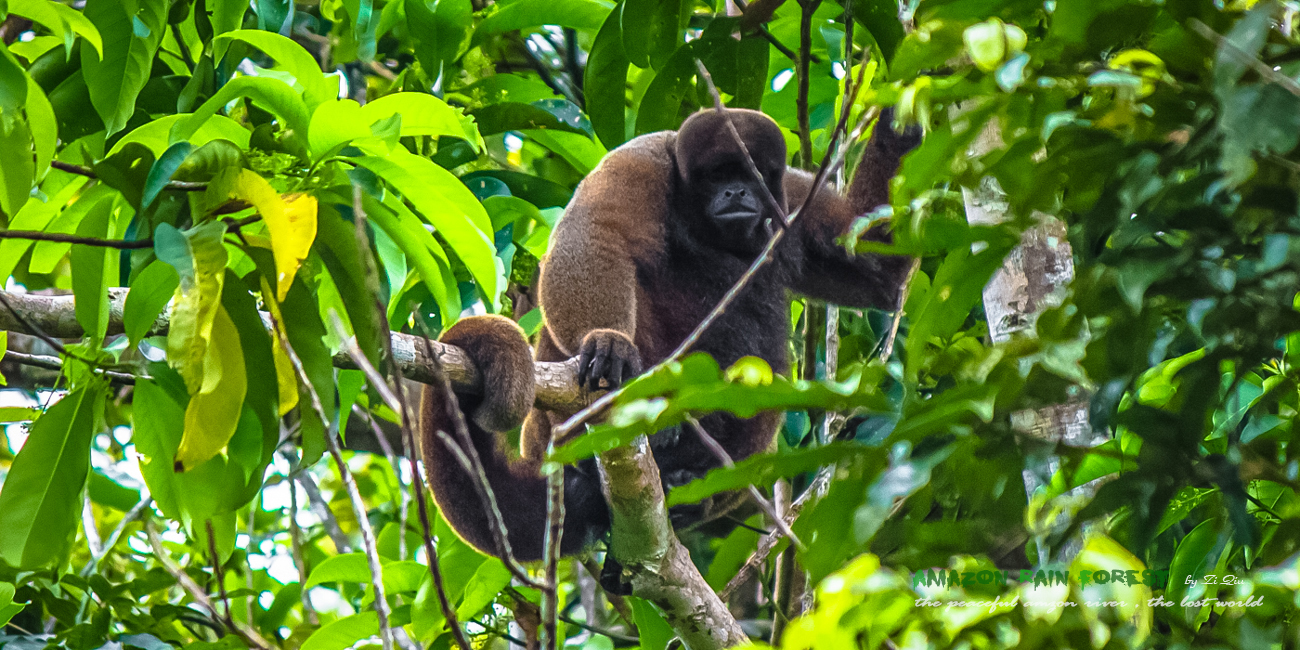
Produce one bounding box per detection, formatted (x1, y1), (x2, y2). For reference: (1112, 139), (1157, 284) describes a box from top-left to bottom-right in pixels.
(785, 114), (920, 309)
(537, 134), (672, 388)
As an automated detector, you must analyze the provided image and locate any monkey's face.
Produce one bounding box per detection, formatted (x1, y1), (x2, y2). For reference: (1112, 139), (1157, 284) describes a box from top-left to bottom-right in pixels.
(675, 109), (788, 257)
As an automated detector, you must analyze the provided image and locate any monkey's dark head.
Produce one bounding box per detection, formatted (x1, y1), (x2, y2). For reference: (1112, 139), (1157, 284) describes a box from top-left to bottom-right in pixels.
(674, 108), (788, 256)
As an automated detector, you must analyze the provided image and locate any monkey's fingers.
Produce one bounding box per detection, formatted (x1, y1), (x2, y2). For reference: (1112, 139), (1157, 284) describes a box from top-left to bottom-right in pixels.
(588, 339), (613, 391)
(577, 342), (595, 388)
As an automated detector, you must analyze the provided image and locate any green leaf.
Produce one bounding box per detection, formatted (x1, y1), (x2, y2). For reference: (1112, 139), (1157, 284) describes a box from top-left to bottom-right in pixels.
(141, 142), (193, 209)
(174, 302), (247, 471)
(0, 118), (34, 217)
(80, 0), (166, 135)
(155, 221), (228, 392)
(124, 260), (181, 348)
(455, 559), (510, 619)
(25, 75), (56, 179)
(405, 0), (472, 80)
(0, 383), (106, 570)
(172, 76), (311, 158)
(7, 0), (104, 58)
(301, 612), (380, 650)
(213, 30), (336, 109)
(472, 0), (614, 46)
(628, 598), (675, 650)
(305, 553), (372, 588)
(108, 114), (251, 158)
(350, 151), (499, 305)
(308, 93), (482, 161)
(0, 582), (25, 627)
(471, 100), (593, 137)
(666, 443), (869, 507)
(620, 0), (684, 70)
(0, 42), (26, 115)
(634, 42), (697, 135)
(364, 193), (458, 329)
(69, 193), (115, 345)
(585, 3), (629, 148)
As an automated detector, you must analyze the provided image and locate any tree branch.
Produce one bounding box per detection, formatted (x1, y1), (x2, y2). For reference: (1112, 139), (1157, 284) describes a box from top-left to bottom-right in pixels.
(0, 288), (593, 412)
(598, 436), (748, 649)
(49, 160), (209, 191)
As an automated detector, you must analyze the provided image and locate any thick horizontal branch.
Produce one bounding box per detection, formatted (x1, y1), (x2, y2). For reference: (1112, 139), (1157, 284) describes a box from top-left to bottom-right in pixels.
(0, 289), (592, 413)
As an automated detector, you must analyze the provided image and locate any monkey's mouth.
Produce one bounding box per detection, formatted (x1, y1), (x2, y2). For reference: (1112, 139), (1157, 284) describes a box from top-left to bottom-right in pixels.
(713, 210), (761, 221)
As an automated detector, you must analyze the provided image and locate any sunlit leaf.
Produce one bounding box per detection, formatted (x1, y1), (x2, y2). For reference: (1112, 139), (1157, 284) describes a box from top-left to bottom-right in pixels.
(0, 383), (106, 570)
(174, 303), (247, 471)
(79, 0), (166, 135)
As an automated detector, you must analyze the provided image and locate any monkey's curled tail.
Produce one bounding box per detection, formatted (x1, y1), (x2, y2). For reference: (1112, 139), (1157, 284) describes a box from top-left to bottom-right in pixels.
(420, 315), (607, 561)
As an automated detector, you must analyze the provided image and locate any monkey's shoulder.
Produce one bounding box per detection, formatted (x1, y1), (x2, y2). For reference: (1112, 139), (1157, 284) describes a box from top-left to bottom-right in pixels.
(553, 131), (679, 263)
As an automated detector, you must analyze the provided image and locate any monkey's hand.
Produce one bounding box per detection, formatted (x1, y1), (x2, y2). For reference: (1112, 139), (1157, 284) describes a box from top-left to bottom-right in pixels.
(576, 329), (642, 391)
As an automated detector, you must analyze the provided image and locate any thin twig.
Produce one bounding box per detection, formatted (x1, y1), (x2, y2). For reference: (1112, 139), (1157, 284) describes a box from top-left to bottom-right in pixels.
(1, 213), (261, 250)
(729, 0), (815, 63)
(409, 327), (477, 650)
(288, 476), (321, 626)
(277, 298), (395, 650)
(290, 461), (352, 553)
(49, 160), (209, 190)
(387, 314), (545, 590)
(556, 612), (639, 645)
(693, 59), (789, 228)
(684, 417), (803, 550)
(552, 65), (876, 443)
(1189, 18), (1300, 98)
(718, 469), (831, 601)
(0, 230), (154, 249)
(81, 494), (152, 576)
(205, 520), (234, 627)
(878, 258), (919, 361)
(541, 459), (565, 650)
(363, 407), (410, 559)
(795, 0), (824, 169)
(2, 349), (141, 384)
(146, 520), (274, 650)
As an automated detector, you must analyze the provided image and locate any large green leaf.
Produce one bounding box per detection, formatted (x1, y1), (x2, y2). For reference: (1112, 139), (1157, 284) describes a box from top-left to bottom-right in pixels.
(301, 612), (379, 650)
(79, 0), (166, 135)
(350, 151), (499, 305)
(666, 443), (871, 507)
(214, 30), (336, 109)
(585, 3), (629, 148)
(7, 0), (104, 58)
(69, 193), (115, 345)
(308, 92), (481, 161)
(0, 118), (34, 217)
(472, 0), (614, 45)
(171, 76), (311, 157)
(405, 0), (472, 81)
(174, 302), (247, 471)
(154, 221), (228, 392)
(0, 383), (106, 570)
(0, 582), (25, 627)
(364, 193), (458, 329)
(108, 113), (251, 157)
(124, 262), (180, 348)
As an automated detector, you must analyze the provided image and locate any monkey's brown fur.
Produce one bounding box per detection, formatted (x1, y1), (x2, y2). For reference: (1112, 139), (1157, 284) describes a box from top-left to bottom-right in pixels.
(421, 108), (919, 561)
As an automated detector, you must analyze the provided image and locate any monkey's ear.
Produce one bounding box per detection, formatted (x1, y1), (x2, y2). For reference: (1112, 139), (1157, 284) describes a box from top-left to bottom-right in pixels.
(439, 315), (536, 432)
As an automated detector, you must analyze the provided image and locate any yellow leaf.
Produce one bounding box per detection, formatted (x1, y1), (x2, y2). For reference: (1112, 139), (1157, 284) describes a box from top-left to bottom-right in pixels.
(276, 193), (318, 300)
(159, 222), (228, 393)
(174, 304), (248, 471)
(205, 169), (317, 301)
(259, 276), (301, 417)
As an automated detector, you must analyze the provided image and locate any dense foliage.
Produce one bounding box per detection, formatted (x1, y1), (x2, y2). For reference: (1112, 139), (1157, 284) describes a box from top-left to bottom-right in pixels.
(0, 0), (1298, 648)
